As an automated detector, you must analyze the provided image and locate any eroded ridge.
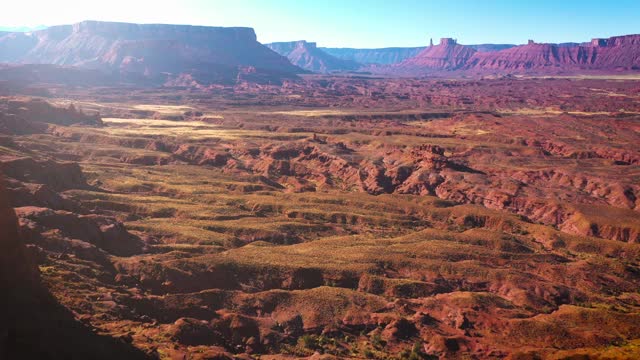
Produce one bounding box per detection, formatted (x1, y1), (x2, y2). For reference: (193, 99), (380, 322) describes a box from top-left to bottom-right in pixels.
(1, 77), (640, 359)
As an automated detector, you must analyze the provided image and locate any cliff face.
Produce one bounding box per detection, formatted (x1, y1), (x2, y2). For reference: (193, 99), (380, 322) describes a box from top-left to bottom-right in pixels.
(587, 35), (640, 69)
(0, 179), (150, 359)
(390, 34), (640, 74)
(266, 40), (361, 73)
(466, 43), (592, 70)
(320, 44), (513, 65)
(0, 20), (302, 84)
(0, 180), (40, 299)
(466, 36), (640, 71)
(398, 39), (477, 70)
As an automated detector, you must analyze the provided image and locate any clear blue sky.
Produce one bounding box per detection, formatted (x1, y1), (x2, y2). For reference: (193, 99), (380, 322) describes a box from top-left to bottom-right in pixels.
(2, 0), (639, 47)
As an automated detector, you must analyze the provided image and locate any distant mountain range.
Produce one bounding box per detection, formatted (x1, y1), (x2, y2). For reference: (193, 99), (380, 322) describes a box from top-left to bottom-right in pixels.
(0, 20), (639, 85)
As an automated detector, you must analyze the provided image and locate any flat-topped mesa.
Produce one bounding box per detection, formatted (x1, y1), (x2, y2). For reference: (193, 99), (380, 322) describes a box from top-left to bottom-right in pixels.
(440, 38), (457, 46)
(268, 40), (318, 54)
(266, 40), (360, 73)
(607, 34), (640, 46)
(0, 20), (302, 85)
(389, 32), (640, 73)
(461, 33), (640, 72)
(397, 37), (475, 70)
(298, 40), (317, 49)
(589, 35), (640, 47)
(67, 20), (257, 42)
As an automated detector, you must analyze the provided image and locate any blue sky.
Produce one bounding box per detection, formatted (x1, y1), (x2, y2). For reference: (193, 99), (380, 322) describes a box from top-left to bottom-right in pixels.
(2, 0), (639, 47)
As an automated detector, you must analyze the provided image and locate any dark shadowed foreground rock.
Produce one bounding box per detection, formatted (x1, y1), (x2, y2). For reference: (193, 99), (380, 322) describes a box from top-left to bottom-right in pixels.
(0, 179), (149, 359)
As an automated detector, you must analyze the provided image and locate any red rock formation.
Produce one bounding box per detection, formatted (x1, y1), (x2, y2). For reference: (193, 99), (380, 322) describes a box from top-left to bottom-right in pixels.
(0, 180), (149, 359)
(390, 34), (640, 74)
(0, 21), (303, 85)
(0, 157), (88, 191)
(17, 206), (145, 256)
(266, 41), (361, 73)
(465, 35), (640, 72)
(0, 97), (102, 135)
(398, 38), (476, 70)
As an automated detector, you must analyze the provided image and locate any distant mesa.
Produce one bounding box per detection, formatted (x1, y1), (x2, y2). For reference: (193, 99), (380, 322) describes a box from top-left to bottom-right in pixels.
(321, 41), (513, 66)
(389, 33), (640, 74)
(266, 40), (361, 73)
(0, 20), (304, 85)
(397, 37), (476, 70)
(1, 20), (639, 82)
(464, 34), (640, 72)
(439, 38), (458, 46)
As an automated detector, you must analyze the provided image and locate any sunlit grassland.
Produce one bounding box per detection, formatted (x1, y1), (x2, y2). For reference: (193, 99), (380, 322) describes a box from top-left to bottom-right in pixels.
(70, 161), (444, 249)
(103, 118), (312, 140)
(104, 165), (639, 274)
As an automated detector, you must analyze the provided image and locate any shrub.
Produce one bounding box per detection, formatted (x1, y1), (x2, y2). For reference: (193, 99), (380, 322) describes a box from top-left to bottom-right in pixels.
(300, 334), (317, 349)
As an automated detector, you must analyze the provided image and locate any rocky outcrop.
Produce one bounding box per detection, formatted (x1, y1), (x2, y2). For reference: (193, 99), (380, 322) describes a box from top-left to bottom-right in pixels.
(17, 206), (145, 256)
(0, 157), (88, 191)
(0, 180), (149, 359)
(1, 97), (102, 128)
(391, 34), (640, 74)
(266, 41), (361, 73)
(398, 38), (477, 70)
(321, 44), (514, 65)
(0, 97), (102, 135)
(466, 42), (597, 71)
(0, 180), (41, 302)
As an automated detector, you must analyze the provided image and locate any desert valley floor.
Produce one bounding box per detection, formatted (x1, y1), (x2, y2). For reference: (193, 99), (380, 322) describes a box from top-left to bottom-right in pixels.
(2, 76), (640, 359)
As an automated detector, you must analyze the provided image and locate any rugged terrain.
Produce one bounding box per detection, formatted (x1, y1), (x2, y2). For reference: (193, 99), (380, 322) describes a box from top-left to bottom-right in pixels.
(1, 74), (640, 359)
